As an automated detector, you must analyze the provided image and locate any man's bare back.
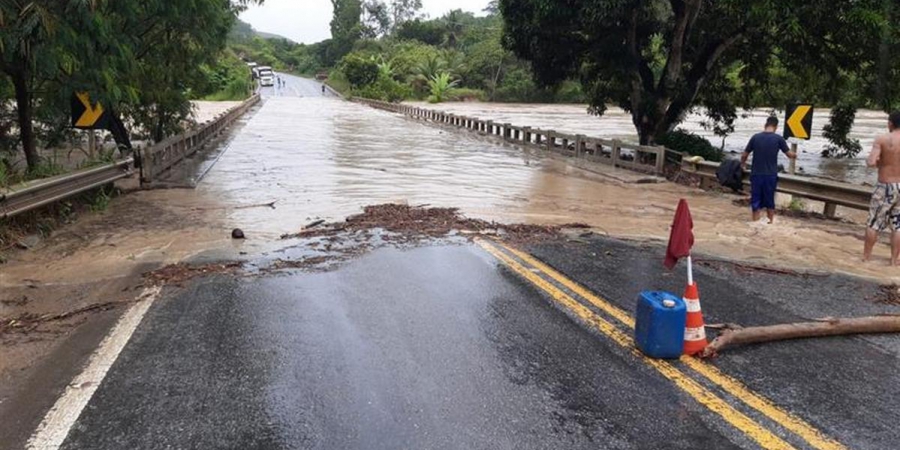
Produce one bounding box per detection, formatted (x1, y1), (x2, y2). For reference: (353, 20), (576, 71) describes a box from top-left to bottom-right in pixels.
(870, 131), (900, 183)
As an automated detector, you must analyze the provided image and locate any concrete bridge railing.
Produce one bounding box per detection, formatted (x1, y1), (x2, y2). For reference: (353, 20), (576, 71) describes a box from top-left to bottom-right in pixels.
(354, 97), (877, 219)
(142, 93), (261, 183)
(352, 97), (668, 176)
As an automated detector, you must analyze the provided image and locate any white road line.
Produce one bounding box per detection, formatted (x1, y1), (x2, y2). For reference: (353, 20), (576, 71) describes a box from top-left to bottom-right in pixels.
(26, 286), (162, 450)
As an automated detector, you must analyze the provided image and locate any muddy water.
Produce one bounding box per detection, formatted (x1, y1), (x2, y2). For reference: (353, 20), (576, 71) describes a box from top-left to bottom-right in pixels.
(193, 97), (896, 280)
(4, 94), (898, 289)
(414, 102), (890, 185)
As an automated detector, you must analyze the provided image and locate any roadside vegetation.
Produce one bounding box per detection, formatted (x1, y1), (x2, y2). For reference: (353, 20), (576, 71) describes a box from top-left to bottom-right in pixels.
(0, 0), (262, 183)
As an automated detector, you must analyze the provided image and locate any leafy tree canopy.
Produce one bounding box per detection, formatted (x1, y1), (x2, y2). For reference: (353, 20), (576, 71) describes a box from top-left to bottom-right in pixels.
(500, 0), (894, 145)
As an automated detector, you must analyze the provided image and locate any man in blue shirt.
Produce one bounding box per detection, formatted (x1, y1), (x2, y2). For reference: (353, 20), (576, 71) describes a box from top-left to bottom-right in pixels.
(740, 117), (797, 223)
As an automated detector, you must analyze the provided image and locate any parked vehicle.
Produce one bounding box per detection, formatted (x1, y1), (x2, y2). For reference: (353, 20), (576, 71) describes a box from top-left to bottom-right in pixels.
(257, 66), (275, 87)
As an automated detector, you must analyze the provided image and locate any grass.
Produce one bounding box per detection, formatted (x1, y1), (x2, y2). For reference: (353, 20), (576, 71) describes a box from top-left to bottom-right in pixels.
(788, 197), (806, 212)
(88, 186), (114, 212)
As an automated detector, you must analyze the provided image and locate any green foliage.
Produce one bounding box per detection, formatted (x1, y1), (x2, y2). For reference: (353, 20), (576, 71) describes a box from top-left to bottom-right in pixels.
(499, 0), (898, 144)
(340, 53), (380, 88)
(822, 104), (863, 158)
(356, 75), (412, 102)
(427, 73), (459, 103)
(331, 0), (364, 61)
(395, 19), (445, 46)
(88, 186), (114, 212)
(326, 69), (352, 96)
(446, 88), (486, 102)
(196, 49), (253, 101)
(657, 131), (724, 162)
(25, 160), (66, 180)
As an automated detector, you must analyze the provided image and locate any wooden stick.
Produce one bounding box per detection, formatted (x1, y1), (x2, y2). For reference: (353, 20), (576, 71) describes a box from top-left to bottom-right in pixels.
(701, 316), (900, 358)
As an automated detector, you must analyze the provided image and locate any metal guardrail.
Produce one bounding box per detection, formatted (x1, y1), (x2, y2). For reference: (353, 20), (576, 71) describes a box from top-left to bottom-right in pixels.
(0, 159), (133, 219)
(681, 159), (872, 218)
(1, 94), (261, 219)
(353, 98), (667, 175)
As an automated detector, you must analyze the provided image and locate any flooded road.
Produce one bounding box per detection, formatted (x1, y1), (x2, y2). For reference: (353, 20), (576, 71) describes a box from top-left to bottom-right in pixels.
(4, 75), (898, 292)
(413, 102), (890, 185)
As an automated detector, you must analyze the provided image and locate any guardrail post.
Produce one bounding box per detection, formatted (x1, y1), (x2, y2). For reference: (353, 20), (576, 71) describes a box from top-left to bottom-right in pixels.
(612, 140), (622, 167)
(486, 120), (494, 135)
(575, 135), (584, 158)
(523, 127), (532, 144)
(824, 203), (837, 218)
(655, 146), (666, 174)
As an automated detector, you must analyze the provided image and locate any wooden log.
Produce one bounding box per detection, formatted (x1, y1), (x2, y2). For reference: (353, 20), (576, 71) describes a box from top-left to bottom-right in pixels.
(701, 316), (900, 358)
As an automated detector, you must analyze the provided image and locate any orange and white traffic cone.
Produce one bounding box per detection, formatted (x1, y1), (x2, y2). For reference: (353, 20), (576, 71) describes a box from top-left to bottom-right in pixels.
(682, 282), (708, 356)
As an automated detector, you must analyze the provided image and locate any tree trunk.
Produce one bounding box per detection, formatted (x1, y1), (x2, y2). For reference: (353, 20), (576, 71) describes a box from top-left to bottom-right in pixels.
(876, 0), (893, 112)
(153, 111), (166, 143)
(10, 68), (39, 171)
(701, 316), (900, 358)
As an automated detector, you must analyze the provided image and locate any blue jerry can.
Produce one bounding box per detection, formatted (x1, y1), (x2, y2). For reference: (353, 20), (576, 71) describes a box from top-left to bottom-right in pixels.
(634, 291), (686, 359)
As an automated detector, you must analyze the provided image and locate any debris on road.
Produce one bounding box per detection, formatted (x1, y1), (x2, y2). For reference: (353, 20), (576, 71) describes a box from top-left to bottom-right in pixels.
(872, 284), (900, 306)
(701, 315), (900, 358)
(1, 300), (132, 336)
(232, 228), (245, 239)
(281, 203), (590, 244)
(143, 262), (243, 287)
(303, 219), (326, 230)
(695, 258), (825, 278)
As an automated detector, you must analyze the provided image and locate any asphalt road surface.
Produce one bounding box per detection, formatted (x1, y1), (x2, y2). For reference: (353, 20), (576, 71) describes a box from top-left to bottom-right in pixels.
(17, 236), (898, 450)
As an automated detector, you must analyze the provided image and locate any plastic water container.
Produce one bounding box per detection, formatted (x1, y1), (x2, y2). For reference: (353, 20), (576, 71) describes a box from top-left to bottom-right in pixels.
(634, 291), (686, 359)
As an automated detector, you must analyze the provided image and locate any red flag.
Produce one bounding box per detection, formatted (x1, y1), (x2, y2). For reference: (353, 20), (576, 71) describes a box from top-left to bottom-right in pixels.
(664, 199), (694, 269)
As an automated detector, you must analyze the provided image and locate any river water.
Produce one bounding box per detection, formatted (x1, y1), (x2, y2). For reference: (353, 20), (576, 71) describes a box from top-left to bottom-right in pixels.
(412, 102), (891, 185)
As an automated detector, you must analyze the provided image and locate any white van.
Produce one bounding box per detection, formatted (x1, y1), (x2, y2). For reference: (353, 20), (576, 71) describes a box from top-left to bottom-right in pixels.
(257, 66), (275, 87)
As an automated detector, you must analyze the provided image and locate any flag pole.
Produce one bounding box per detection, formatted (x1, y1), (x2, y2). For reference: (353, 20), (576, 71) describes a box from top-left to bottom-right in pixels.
(687, 254), (694, 286)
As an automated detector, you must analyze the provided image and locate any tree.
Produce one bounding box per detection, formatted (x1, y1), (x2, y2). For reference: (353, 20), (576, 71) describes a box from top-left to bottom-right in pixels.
(0, 0), (262, 171)
(390, 0), (422, 30)
(0, 1), (90, 170)
(394, 19), (444, 46)
(331, 0), (363, 60)
(362, 0), (391, 38)
(500, 0), (891, 145)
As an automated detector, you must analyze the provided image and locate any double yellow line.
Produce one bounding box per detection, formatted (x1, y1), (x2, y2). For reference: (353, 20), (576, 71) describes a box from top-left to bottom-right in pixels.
(475, 238), (845, 450)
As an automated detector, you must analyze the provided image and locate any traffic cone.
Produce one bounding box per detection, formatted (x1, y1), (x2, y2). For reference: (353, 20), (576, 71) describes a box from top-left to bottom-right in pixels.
(682, 283), (708, 356)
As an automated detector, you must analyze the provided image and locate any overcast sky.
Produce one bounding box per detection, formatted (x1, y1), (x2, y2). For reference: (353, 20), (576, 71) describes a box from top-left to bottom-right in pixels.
(240, 0), (491, 44)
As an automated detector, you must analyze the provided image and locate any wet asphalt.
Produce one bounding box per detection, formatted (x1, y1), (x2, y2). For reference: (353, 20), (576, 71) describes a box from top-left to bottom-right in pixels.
(52, 238), (900, 449)
(59, 245), (742, 449)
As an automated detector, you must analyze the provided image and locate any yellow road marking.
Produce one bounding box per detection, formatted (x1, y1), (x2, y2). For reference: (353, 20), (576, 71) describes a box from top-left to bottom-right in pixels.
(476, 240), (795, 450)
(497, 241), (847, 450)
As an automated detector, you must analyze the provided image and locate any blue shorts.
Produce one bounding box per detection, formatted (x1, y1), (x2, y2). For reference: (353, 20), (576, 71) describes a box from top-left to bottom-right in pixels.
(750, 174), (778, 211)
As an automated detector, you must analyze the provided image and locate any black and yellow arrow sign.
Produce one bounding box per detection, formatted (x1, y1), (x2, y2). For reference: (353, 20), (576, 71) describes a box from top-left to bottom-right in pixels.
(71, 92), (111, 130)
(784, 104), (814, 140)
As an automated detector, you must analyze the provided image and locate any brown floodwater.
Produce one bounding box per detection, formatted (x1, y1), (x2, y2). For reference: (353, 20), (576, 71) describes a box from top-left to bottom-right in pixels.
(4, 88), (899, 288)
(412, 102), (891, 185)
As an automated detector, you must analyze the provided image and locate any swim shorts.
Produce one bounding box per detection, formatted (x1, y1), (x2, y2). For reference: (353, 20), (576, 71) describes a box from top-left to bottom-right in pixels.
(867, 182), (900, 232)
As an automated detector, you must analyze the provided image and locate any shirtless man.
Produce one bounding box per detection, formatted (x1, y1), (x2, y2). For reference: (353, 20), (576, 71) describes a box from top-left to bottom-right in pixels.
(863, 111), (900, 265)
